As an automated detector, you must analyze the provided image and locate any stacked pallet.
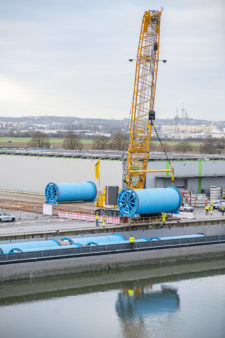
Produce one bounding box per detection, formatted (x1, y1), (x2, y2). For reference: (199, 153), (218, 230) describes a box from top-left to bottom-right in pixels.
(191, 193), (207, 207)
(221, 188), (225, 199)
(210, 186), (221, 201)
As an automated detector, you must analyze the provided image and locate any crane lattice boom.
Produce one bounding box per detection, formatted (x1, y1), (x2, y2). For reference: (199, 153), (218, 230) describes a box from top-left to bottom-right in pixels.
(127, 10), (162, 189)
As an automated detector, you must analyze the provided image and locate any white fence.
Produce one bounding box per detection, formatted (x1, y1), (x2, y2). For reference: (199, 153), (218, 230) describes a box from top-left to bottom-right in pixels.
(58, 211), (120, 224)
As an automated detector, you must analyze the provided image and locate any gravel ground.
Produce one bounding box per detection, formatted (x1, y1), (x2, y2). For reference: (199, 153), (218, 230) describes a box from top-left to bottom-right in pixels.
(192, 207), (224, 219)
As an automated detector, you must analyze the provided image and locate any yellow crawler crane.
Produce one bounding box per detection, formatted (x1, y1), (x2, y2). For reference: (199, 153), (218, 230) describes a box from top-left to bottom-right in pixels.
(127, 9), (174, 189)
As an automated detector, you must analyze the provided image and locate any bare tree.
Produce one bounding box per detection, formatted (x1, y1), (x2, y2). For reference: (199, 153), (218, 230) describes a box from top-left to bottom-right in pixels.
(93, 136), (109, 150)
(63, 131), (82, 150)
(200, 137), (225, 154)
(175, 142), (192, 153)
(28, 131), (50, 148)
(110, 133), (128, 151)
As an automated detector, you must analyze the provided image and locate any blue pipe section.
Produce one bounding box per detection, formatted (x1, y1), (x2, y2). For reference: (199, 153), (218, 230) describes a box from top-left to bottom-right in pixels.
(117, 187), (182, 217)
(45, 181), (97, 204)
(68, 234), (126, 246)
(0, 233), (205, 254)
(0, 235), (126, 254)
(0, 239), (60, 254)
(134, 238), (149, 242)
(160, 234), (205, 241)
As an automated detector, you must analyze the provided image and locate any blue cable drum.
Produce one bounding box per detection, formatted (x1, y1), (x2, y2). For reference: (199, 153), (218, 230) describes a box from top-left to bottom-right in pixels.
(117, 187), (181, 217)
(116, 287), (179, 319)
(45, 181), (97, 204)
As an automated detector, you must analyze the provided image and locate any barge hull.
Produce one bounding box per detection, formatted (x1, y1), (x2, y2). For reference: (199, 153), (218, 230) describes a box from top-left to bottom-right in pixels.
(1, 242), (225, 282)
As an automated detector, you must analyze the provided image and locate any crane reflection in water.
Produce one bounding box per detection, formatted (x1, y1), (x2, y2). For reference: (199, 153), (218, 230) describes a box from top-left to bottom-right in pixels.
(116, 284), (180, 337)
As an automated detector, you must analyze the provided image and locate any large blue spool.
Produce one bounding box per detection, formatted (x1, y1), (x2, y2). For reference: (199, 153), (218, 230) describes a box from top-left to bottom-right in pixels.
(45, 181), (97, 204)
(117, 186), (181, 217)
(116, 287), (179, 319)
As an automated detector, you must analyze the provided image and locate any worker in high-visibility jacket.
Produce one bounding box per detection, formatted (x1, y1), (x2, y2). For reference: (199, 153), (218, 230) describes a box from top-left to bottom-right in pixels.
(96, 214), (99, 226)
(129, 236), (135, 243)
(205, 204), (209, 215)
(210, 205), (213, 216)
(128, 288), (134, 297)
(221, 204), (225, 216)
(161, 212), (167, 223)
(102, 215), (106, 227)
(129, 236), (135, 249)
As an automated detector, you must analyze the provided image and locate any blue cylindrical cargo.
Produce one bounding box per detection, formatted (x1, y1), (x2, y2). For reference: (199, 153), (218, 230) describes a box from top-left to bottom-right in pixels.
(0, 235), (127, 255)
(45, 181), (97, 204)
(0, 239), (60, 254)
(117, 186), (181, 217)
(116, 288), (179, 319)
(68, 234), (126, 246)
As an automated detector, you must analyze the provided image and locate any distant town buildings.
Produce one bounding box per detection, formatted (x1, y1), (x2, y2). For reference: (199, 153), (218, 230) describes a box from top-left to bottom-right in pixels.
(0, 115), (224, 140)
(159, 124), (225, 139)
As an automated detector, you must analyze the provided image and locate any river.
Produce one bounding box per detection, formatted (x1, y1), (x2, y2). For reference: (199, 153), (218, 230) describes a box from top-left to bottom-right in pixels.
(0, 258), (225, 338)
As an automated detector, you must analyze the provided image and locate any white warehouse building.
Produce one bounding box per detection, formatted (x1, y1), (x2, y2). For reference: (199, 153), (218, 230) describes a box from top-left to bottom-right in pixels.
(1, 149), (225, 197)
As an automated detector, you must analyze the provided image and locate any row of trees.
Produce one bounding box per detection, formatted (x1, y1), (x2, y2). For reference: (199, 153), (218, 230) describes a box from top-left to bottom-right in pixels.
(28, 131), (128, 150)
(200, 138), (225, 154)
(29, 131), (82, 149)
(93, 133), (128, 151)
(28, 132), (225, 154)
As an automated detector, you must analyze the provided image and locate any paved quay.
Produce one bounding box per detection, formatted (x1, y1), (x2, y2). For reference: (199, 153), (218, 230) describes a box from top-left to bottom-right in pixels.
(0, 211), (104, 239)
(0, 209), (225, 241)
(0, 191), (225, 240)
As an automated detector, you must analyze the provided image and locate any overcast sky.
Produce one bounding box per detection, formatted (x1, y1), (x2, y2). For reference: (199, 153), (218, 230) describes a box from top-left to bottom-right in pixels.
(0, 0), (224, 120)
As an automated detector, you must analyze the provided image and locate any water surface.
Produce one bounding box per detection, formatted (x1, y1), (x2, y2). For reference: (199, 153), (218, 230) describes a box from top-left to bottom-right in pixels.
(0, 259), (225, 338)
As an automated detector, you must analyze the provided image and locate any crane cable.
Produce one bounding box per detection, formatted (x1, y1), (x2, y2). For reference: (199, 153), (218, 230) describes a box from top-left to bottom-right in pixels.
(152, 122), (174, 175)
